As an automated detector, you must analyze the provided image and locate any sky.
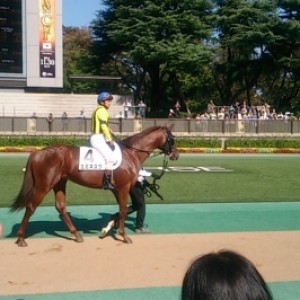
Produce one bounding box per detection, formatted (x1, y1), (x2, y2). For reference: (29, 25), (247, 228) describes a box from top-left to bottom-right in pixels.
(62, 0), (104, 27)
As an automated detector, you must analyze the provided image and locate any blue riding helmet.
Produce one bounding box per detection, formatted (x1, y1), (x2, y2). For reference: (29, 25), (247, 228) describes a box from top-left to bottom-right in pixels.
(97, 92), (113, 103)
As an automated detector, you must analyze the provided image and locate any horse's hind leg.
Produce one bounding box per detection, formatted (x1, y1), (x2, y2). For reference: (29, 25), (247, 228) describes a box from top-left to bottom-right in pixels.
(53, 180), (83, 243)
(16, 192), (45, 247)
(16, 205), (35, 247)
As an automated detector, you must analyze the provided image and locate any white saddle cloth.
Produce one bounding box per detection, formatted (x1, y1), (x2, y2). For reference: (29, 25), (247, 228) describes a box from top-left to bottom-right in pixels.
(79, 144), (122, 171)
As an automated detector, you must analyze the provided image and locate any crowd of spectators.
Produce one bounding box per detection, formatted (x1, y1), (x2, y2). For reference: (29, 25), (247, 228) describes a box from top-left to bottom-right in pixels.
(169, 99), (295, 121)
(204, 100), (293, 121)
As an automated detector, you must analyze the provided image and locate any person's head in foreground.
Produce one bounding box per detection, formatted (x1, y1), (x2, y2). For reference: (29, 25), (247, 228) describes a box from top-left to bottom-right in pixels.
(181, 250), (273, 300)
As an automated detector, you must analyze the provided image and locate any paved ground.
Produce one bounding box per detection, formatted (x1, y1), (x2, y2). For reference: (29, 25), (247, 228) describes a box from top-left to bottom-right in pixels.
(0, 203), (300, 300)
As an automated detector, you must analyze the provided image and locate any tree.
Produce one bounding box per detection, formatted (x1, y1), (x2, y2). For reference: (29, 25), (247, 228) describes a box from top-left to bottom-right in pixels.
(261, 0), (300, 112)
(211, 0), (279, 106)
(63, 26), (96, 93)
(90, 0), (214, 113)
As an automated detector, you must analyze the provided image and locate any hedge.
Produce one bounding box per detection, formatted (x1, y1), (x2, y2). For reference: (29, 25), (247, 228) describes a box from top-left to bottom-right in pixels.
(1, 135), (300, 153)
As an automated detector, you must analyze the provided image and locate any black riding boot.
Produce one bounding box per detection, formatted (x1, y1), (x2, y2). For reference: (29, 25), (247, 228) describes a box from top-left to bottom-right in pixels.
(103, 174), (114, 190)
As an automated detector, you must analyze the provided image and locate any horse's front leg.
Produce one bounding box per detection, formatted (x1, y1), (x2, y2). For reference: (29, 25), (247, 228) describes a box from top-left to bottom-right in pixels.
(54, 181), (83, 243)
(117, 194), (132, 244)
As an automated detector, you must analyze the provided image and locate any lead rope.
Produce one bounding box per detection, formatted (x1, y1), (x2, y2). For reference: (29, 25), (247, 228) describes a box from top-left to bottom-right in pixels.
(144, 155), (168, 200)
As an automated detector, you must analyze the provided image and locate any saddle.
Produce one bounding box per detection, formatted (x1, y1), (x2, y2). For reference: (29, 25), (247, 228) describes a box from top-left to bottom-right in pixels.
(79, 145), (122, 171)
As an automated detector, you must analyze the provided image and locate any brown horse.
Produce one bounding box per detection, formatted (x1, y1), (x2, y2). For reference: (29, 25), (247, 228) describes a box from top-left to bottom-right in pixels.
(11, 126), (179, 247)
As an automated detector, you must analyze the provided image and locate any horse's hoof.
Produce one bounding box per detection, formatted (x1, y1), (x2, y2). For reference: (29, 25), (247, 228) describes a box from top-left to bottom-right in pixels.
(75, 237), (84, 243)
(124, 236), (133, 244)
(74, 232), (84, 243)
(16, 238), (28, 247)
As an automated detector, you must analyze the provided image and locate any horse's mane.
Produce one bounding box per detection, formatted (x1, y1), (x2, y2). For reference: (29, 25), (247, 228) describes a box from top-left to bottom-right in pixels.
(122, 126), (163, 146)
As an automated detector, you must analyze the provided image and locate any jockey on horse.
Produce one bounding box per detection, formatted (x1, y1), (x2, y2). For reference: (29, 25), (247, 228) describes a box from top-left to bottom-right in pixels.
(90, 91), (116, 190)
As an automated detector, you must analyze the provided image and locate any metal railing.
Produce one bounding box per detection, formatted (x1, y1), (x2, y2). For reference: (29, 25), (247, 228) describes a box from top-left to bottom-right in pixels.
(1, 116), (300, 136)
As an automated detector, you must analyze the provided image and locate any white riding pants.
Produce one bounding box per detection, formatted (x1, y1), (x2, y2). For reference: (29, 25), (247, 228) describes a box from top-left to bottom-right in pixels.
(90, 134), (115, 170)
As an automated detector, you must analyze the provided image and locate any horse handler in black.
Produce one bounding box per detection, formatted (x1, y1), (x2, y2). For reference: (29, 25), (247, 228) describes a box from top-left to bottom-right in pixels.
(101, 169), (160, 236)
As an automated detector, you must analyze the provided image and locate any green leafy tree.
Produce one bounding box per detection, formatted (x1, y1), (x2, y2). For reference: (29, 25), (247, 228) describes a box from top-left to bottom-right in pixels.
(260, 0), (300, 113)
(211, 0), (279, 106)
(90, 0), (214, 113)
(63, 26), (97, 93)
(210, 0), (300, 113)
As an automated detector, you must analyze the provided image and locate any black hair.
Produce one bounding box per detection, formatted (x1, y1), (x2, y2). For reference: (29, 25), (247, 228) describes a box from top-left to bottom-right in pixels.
(181, 250), (273, 300)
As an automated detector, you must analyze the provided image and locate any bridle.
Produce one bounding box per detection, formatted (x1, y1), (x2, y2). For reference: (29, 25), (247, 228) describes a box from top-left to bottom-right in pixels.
(160, 127), (175, 156)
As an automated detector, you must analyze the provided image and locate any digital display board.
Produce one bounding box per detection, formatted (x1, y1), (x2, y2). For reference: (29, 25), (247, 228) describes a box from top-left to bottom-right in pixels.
(0, 0), (23, 74)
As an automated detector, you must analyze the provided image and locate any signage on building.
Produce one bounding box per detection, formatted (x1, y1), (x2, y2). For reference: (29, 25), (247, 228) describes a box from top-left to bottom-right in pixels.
(39, 0), (55, 78)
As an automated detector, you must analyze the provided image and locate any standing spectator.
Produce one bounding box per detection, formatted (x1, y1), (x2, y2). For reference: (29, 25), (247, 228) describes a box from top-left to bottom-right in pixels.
(138, 100), (146, 118)
(134, 112), (142, 132)
(181, 250), (273, 300)
(168, 109), (176, 118)
(62, 111), (68, 131)
(284, 112), (291, 122)
(79, 109), (85, 119)
(79, 109), (86, 132)
(195, 113), (201, 123)
(264, 102), (270, 116)
(123, 99), (130, 119)
(229, 104), (236, 118)
(240, 104), (248, 119)
(195, 113), (203, 131)
(47, 113), (54, 132)
(200, 112), (209, 132)
(175, 100), (181, 117)
(218, 106), (225, 120)
(277, 111), (284, 119)
(116, 111), (123, 119)
(31, 112), (37, 118)
(271, 108), (277, 119)
(185, 114), (192, 120)
(30, 112), (37, 132)
(207, 99), (215, 114)
(234, 101), (240, 114)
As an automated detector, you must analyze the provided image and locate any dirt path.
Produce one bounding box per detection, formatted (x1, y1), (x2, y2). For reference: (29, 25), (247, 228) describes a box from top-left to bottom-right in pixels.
(1, 231), (300, 296)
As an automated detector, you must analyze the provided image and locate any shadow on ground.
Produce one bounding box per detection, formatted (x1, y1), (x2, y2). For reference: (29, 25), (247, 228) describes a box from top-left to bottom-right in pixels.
(6, 212), (137, 240)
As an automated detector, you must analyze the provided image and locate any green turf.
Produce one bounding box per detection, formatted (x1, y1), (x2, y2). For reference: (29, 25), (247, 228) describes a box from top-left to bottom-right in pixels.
(1, 154), (300, 207)
(2, 281), (300, 300)
(2, 202), (300, 238)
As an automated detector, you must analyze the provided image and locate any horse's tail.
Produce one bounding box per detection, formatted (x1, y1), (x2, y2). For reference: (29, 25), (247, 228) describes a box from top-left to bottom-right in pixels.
(10, 153), (35, 212)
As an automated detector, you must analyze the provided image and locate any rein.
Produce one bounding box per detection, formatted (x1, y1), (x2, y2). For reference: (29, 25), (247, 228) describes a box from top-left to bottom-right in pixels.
(114, 138), (153, 155)
(112, 127), (174, 157)
(121, 143), (153, 155)
(112, 132), (162, 156)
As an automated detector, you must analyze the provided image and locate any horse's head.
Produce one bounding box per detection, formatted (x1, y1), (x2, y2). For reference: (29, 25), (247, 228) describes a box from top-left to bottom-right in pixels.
(122, 125), (179, 160)
(159, 126), (179, 160)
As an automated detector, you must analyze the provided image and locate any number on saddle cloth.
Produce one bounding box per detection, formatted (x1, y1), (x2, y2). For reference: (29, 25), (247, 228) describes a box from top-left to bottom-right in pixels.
(79, 145), (122, 171)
